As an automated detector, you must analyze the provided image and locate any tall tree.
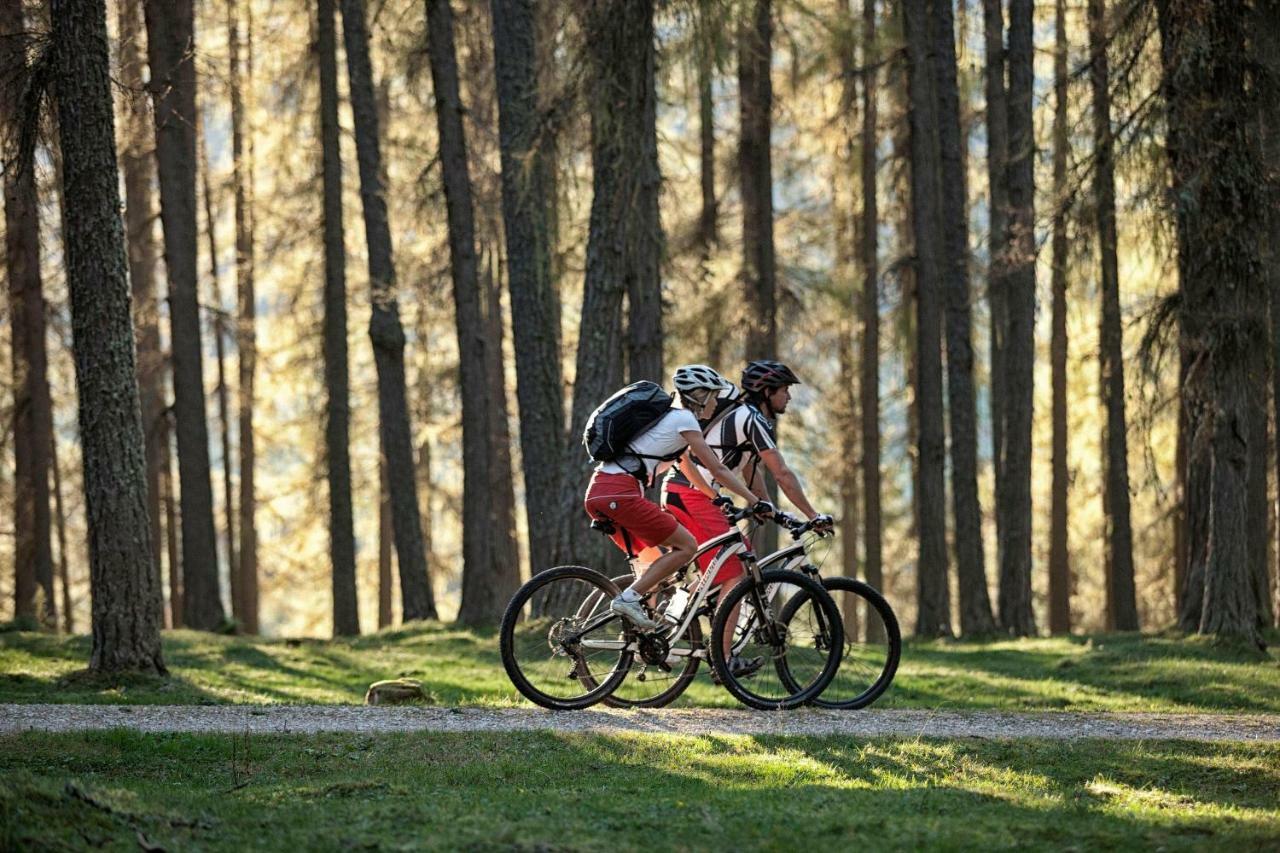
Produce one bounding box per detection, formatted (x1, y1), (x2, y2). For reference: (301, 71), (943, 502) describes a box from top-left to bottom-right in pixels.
(118, 0), (165, 610)
(902, 0), (952, 637)
(50, 431), (74, 633)
(696, 0), (719, 251)
(318, 0), (360, 637)
(1260, 0), (1280, 629)
(2, 0), (55, 627)
(227, 0), (258, 635)
(997, 0), (1037, 636)
(1048, 0), (1072, 634)
(339, 0), (434, 619)
(1160, 0), (1265, 645)
(982, 0), (1009, 567)
(624, 12), (663, 386)
(739, 0), (776, 360)
(860, 0), (884, 641)
(198, 115), (240, 627)
(1088, 0), (1137, 630)
(489, 0), (566, 577)
(425, 0), (520, 624)
(932, 0), (995, 635)
(50, 0), (165, 673)
(144, 0), (224, 630)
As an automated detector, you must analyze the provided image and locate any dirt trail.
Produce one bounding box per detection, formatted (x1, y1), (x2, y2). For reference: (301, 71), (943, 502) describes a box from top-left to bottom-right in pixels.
(3, 704), (1278, 741)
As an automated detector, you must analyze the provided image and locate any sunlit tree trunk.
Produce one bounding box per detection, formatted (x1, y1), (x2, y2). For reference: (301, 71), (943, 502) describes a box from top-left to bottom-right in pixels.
(162, 413), (182, 628)
(51, 0), (165, 672)
(340, 0), (433, 619)
(144, 0), (224, 631)
(739, 0), (776, 361)
(50, 431), (74, 633)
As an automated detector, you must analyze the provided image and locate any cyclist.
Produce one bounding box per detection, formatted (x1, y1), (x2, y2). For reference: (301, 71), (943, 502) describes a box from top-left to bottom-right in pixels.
(583, 365), (764, 632)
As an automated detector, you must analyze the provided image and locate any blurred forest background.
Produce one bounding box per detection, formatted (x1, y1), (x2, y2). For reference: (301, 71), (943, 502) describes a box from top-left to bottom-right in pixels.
(2, 0), (1276, 654)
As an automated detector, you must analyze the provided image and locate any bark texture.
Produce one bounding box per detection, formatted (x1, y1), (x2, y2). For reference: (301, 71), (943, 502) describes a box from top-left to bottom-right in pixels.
(2, 0), (55, 627)
(1088, 0), (1138, 631)
(1261, 0), (1280, 629)
(51, 0), (165, 673)
(144, 0), (225, 630)
(426, 0), (521, 625)
(1048, 0), (1071, 635)
(932, 0), (995, 635)
(998, 0), (1037, 636)
(318, 0), (360, 637)
(902, 0), (951, 638)
(339, 0), (434, 619)
(1160, 0), (1265, 645)
(739, 0), (777, 361)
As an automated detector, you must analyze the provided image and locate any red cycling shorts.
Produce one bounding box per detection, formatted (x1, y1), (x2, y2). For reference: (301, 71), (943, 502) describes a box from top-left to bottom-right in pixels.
(583, 471), (679, 554)
(661, 482), (745, 583)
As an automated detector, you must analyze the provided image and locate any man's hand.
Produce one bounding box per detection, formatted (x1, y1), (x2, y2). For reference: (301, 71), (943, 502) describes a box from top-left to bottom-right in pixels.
(811, 513), (834, 535)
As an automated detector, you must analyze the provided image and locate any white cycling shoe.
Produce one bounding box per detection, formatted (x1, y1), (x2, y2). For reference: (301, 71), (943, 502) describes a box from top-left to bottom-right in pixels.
(610, 596), (662, 632)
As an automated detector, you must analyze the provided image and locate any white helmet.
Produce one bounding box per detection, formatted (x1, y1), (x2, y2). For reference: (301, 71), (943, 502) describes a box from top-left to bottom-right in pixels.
(673, 364), (731, 397)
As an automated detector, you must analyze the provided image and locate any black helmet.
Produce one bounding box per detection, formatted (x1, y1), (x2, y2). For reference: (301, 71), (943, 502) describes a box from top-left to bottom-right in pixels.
(741, 360), (801, 395)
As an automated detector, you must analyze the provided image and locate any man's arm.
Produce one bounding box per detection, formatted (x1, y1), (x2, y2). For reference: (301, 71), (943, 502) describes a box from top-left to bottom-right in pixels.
(759, 448), (819, 519)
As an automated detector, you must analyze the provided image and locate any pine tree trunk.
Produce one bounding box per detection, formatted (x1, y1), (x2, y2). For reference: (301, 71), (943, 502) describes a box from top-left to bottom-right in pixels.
(998, 0), (1037, 636)
(1088, 0), (1137, 632)
(50, 430), (74, 633)
(2, 0), (56, 628)
(1160, 0), (1264, 646)
(339, 0), (433, 619)
(933, 0), (995, 636)
(739, 0), (777, 361)
(319, 0), (360, 637)
(198, 117), (240, 628)
(902, 0), (952, 638)
(1260, 0), (1280, 630)
(1048, 0), (1072, 635)
(624, 15), (664, 386)
(484, 255), (522, 596)
(697, 0), (718, 250)
(226, 0), (259, 635)
(51, 0), (165, 673)
(489, 0), (566, 578)
(860, 0), (885, 642)
(983, 0), (1009, 564)
(379, 453), (394, 628)
(117, 0), (165, 590)
(162, 414), (183, 627)
(144, 0), (224, 631)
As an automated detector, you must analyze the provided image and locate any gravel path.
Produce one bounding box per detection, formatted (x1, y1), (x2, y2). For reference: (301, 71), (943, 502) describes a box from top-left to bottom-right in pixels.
(2, 704), (1278, 742)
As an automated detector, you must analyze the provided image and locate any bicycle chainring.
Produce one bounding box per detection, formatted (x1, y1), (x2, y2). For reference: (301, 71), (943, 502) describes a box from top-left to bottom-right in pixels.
(637, 633), (671, 667)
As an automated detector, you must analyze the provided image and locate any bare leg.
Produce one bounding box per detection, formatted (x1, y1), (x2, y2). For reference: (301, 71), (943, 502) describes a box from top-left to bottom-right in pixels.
(628, 525), (697, 594)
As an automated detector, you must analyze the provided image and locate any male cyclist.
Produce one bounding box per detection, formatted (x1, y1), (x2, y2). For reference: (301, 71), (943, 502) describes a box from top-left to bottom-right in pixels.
(583, 366), (764, 632)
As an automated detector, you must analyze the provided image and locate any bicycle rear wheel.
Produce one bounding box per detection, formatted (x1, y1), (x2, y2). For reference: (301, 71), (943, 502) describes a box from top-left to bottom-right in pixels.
(709, 568), (843, 710)
(499, 566), (631, 710)
(589, 576), (701, 709)
(779, 577), (900, 709)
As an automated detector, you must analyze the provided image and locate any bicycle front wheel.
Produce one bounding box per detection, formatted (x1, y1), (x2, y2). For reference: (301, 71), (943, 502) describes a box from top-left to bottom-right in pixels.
(779, 577), (901, 709)
(710, 568), (843, 710)
(499, 566), (631, 710)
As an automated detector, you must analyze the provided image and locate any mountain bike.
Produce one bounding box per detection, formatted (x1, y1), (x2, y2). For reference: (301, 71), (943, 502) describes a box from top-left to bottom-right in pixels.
(499, 508), (844, 711)
(760, 513), (901, 709)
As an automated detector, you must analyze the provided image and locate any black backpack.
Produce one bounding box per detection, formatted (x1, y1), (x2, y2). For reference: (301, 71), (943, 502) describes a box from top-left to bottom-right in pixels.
(583, 381), (675, 469)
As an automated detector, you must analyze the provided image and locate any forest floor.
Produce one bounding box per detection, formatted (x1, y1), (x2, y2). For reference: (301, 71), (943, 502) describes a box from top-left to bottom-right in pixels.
(2, 623), (1278, 712)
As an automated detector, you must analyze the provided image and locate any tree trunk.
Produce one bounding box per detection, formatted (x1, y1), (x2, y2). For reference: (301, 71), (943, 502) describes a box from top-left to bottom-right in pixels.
(162, 413), (182, 628)
(860, 0), (884, 642)
(424, 0), (517, 625)
(379, 452), (394, 628)
(902, 0), (952, 638)
(339, 0), (433, 620)
(997, 0), (1037, 636)
(117, 0), (165, 591)
(624, 15), (664, 386)
(50, 431), (74, 633)
(144, 0), (224, 631)
(319, 0), (360, 637)
(51, 0), (165, 672)
(1260, 0), (1280, 629)
(2, 0), (56, 629)
(739, 0), (777, 361)
(198, 115), (240, 629)
(1048, 0), (1071, 635)
(1088, 0), (1138, 632)
(1160, 0), (1264, 646)
(697, 0), (718, 250)
(489, 0), (566, 578)
(933, 0), (995, 636)
(484, 255), (522, 593)
(983, 0), (1009, 567)
(226, 0), (259, 635)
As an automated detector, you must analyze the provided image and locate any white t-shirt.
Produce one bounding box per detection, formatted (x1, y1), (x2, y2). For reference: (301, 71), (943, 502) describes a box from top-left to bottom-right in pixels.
(598, 407), (700, 484)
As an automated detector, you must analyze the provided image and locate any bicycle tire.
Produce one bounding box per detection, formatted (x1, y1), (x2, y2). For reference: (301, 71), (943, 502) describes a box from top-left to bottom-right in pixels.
(499, 565), (631, 710)
(709, 568), (843, 710)
(778, 577), (900, 709)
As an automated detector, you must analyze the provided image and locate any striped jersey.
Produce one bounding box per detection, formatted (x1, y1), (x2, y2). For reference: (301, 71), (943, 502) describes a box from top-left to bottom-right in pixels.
(665, 401), (777, 491)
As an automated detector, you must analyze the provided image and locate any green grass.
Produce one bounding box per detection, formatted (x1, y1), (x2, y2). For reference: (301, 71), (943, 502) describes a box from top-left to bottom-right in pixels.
(2, 624), (1278, 711)
(1, 730), (1277, 850)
